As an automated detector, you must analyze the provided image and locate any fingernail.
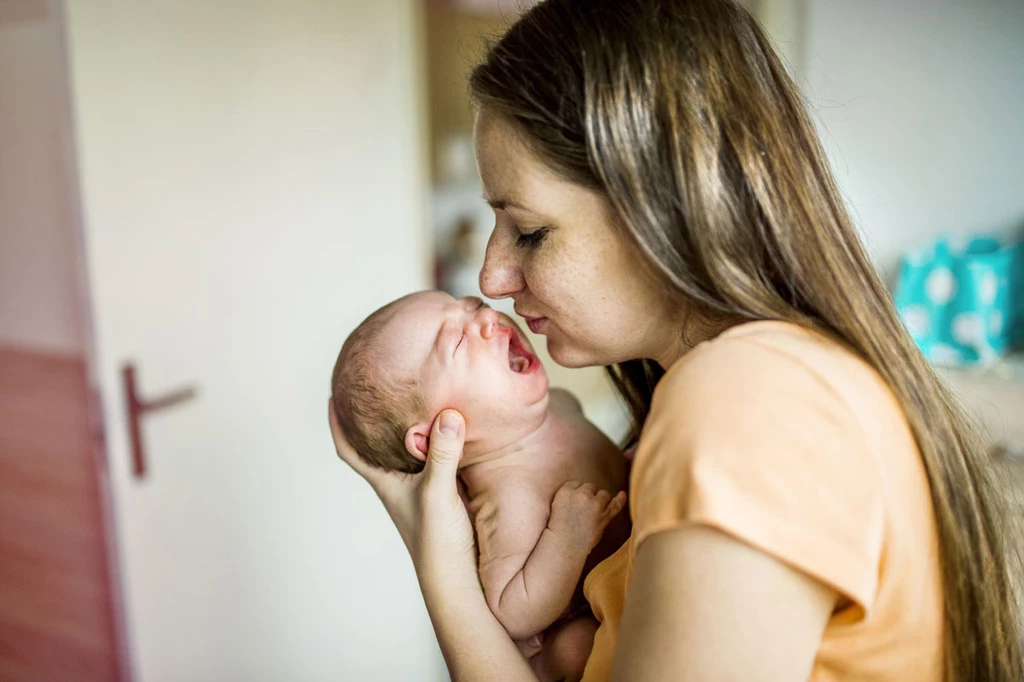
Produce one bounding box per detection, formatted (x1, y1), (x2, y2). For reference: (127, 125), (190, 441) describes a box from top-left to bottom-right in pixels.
(439, 411), (461, 437)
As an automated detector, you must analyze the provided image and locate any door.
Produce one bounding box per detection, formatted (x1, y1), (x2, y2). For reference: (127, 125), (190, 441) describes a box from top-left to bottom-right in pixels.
(61, 2), (443, 679)
(0, 4), (121, 679)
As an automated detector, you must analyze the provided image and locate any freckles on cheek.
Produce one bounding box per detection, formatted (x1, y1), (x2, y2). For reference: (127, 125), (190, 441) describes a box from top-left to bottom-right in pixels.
(547, 241), (588, 298)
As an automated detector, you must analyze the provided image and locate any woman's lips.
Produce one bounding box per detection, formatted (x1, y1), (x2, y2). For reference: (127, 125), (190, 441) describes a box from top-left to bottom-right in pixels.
(526, 317), (547, 334)
(514, 304), (547, 334)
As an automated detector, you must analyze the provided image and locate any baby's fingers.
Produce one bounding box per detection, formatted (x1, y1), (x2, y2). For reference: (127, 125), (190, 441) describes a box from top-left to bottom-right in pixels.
(604, 490), (627, 521)
(514, 634), (543, 660)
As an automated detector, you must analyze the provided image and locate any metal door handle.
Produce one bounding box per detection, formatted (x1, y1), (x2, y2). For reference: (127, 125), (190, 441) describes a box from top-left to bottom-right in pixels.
(121, 362), (197, 479)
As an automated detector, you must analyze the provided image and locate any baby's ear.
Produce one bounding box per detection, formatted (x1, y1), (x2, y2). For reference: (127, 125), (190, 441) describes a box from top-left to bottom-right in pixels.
(404, 421), (432, 462)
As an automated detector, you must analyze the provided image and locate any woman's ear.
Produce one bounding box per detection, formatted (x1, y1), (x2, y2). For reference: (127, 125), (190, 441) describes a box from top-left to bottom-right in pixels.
(404, 421), (432, 462)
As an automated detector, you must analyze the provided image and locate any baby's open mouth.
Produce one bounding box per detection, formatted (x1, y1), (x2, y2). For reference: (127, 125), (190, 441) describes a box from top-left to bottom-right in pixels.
(507, 328), (537, 374)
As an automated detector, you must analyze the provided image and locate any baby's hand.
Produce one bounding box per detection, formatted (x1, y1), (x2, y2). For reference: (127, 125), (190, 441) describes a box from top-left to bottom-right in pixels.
(548, 482), (627, 552)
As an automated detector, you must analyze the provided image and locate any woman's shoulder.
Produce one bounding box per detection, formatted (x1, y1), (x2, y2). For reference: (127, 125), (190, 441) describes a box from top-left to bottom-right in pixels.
(653, 319), (876, 418)
(632, 320), (891, 615)
(641, 319), (894, 473)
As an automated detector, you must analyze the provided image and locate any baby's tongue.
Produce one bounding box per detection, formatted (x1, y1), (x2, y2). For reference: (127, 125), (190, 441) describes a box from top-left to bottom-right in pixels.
(508, 340), (531, 373)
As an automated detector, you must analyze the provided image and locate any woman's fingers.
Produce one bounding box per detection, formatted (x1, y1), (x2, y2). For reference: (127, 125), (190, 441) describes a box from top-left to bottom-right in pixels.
(327, 399), (392, 492)
(422, 409), (465, 490)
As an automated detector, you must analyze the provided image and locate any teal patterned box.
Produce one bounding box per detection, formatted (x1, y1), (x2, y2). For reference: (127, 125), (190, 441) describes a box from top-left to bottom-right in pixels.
(894, 236), (1024, 367)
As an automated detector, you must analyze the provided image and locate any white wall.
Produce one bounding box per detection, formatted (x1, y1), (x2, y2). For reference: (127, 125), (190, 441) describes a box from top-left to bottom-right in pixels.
(0, 3), (83, 354)
(796, 0), (1024, 276)
(63, 1), (442, 679)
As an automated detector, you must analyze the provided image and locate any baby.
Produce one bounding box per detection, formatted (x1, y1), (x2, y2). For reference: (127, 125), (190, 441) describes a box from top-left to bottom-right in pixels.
(331, 291), (630, 681)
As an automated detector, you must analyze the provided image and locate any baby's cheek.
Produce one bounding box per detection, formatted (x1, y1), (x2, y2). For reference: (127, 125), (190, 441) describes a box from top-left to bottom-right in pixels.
(475, 373), (520, 416)
(446, 373), (496, 415)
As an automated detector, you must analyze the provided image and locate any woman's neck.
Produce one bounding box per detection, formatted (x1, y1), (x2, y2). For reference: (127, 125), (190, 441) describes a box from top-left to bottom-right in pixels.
(652, 312), (749, 370)
(652, 334), (690, 371)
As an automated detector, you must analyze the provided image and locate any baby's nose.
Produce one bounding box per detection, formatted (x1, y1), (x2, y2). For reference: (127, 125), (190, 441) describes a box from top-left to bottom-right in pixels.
(475, 307), (500, 339)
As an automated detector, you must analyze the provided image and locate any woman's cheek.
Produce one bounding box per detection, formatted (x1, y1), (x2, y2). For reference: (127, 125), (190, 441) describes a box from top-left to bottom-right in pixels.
(522, 253), (544, 290)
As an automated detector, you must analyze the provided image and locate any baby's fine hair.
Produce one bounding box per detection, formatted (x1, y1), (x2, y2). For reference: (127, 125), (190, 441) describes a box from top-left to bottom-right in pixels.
(331, 298), (426, 473)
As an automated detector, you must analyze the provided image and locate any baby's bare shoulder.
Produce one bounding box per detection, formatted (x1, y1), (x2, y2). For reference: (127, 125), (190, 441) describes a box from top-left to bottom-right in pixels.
(473, 479), (552, 560)
(473, 478), (550, 527)
(549, 387), (584, 414)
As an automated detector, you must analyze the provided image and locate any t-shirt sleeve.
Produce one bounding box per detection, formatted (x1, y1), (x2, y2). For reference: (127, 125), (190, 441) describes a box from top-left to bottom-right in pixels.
(630, 336), (885, 613)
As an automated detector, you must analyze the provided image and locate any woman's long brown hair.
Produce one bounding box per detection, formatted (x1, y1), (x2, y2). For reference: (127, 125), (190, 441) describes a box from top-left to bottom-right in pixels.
(470, 0), (1023, 679)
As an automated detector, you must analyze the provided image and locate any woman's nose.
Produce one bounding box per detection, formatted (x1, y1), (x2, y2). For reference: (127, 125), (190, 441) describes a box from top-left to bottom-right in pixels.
(479, 228), (524, 300)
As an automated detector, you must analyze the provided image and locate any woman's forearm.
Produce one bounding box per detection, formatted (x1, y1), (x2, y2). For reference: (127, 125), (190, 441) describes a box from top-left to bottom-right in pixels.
(329, 407), (532, 679)
(419, 564), (537, 682)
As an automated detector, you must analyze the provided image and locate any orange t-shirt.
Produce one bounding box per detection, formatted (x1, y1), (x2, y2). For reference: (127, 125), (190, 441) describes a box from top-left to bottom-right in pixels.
(582, 321), (944, 681)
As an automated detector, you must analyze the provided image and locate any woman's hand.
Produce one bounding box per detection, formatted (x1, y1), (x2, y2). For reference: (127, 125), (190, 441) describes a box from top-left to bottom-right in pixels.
(330, 401), (539, 680)
(328, 402), (477, 582)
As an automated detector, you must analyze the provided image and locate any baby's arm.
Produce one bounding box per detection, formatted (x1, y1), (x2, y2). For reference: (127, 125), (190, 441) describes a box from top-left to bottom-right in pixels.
(476, 482), (626, 640)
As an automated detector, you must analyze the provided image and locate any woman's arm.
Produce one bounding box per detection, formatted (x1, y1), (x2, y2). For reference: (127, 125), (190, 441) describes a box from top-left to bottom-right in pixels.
(420, 561), (536, 681)
(610, 525), (837, 682)
(328, 404), (536, 682)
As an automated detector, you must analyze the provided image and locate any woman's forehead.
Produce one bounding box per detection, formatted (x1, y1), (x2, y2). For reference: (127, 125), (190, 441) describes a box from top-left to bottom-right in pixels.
(474, 113), (533, 195)
(474, 110), (601, 219)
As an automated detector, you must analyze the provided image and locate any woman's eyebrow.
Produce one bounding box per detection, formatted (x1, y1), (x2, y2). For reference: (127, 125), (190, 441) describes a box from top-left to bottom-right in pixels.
(483, 194), (530, 212)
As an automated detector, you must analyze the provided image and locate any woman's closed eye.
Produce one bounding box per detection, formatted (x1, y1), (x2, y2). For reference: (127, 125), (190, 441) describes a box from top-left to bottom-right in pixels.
(515, 227), (549, 248)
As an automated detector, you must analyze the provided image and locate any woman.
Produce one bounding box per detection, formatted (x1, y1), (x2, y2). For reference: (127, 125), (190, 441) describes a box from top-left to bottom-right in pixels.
(330, 0), (1023, 679)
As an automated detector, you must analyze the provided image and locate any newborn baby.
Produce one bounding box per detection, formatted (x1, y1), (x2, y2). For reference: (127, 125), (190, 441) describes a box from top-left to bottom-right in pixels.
(331, 291), (629, 681)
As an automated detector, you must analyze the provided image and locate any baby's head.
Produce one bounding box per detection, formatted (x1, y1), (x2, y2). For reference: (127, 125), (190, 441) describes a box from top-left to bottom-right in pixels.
(331, 291), (549, 472)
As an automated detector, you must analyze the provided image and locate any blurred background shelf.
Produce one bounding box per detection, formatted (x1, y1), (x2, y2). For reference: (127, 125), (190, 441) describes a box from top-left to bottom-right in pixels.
(939, 354), (1024, 461)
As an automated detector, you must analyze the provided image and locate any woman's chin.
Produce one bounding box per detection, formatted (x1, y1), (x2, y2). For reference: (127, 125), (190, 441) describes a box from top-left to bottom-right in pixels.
(545, 337), (603, 369)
